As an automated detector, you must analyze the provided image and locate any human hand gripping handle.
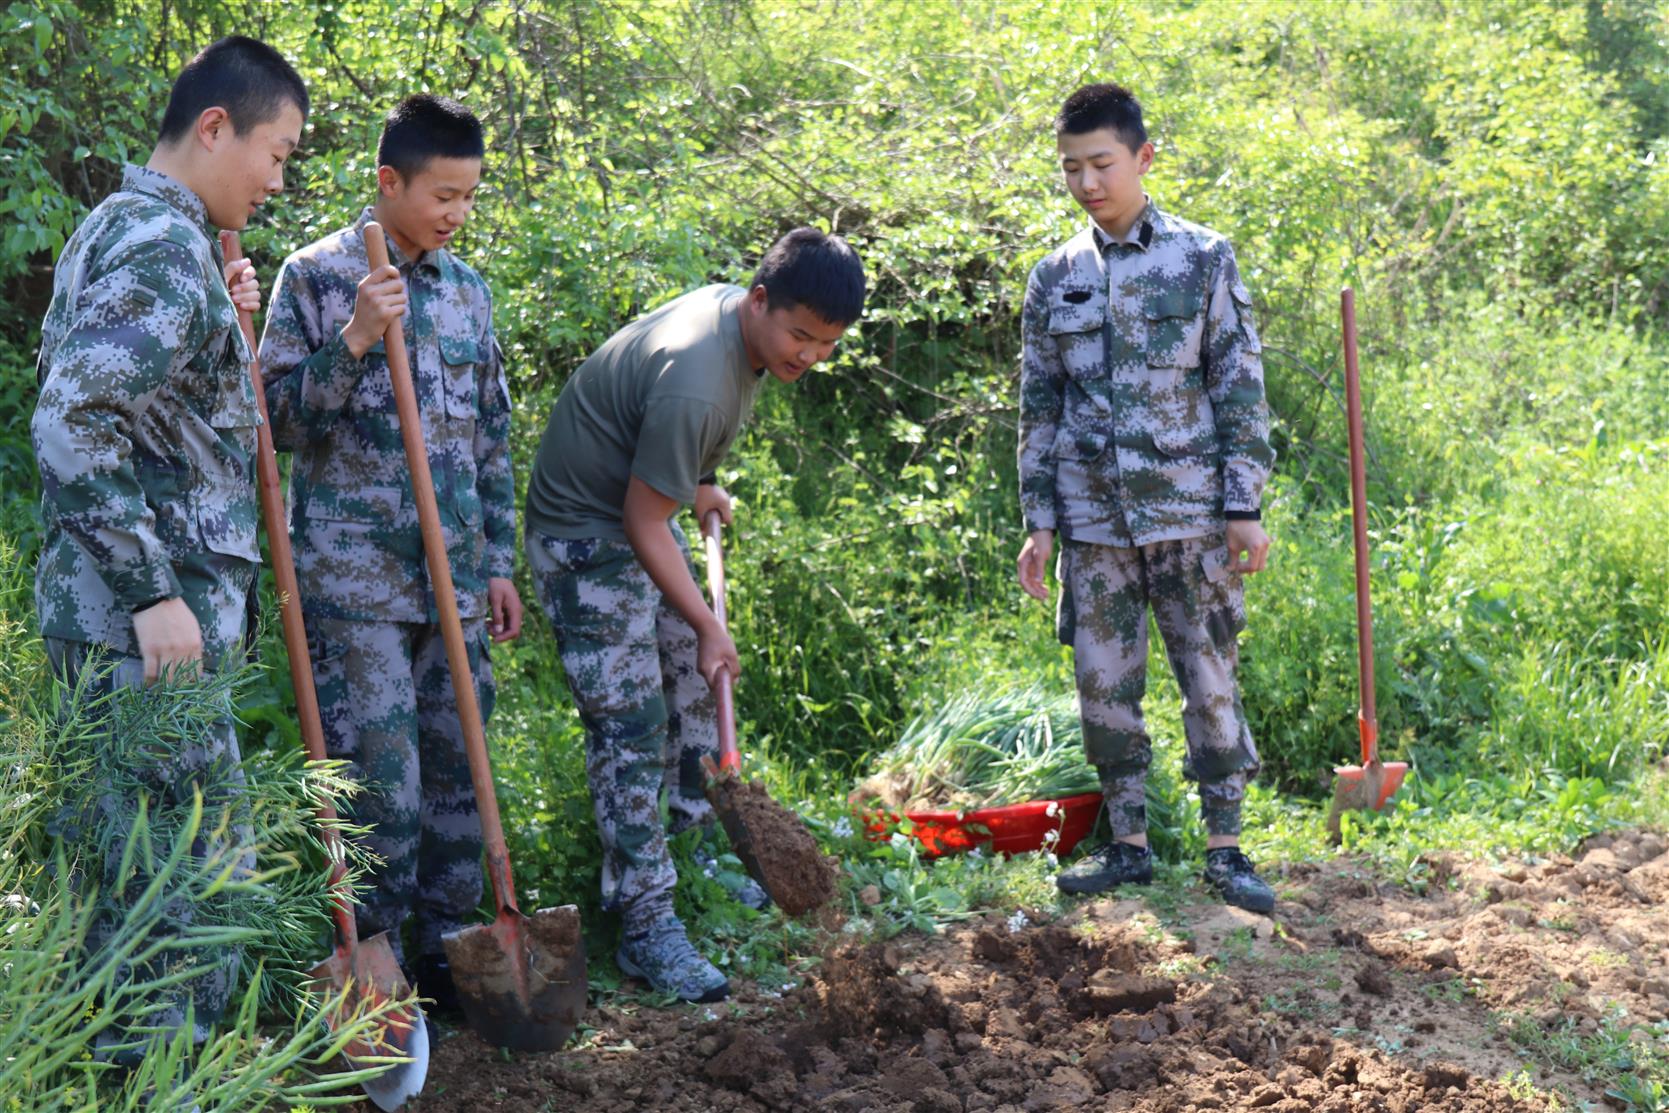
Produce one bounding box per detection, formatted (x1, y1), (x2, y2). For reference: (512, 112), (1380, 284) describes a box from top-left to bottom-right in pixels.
(701, 510), (742, 775)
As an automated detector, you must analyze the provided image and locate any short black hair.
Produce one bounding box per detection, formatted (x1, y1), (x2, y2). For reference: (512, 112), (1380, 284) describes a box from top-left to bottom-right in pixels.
(750, 227), (866, 326)
(377, 94), (486, 179)
(1055, 83), (1148, 151)
(157, 36), (308, 144)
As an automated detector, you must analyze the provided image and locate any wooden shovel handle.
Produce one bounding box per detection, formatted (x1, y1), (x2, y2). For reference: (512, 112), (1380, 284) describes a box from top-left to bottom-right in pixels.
(362, 224), (519, 916)
(701, 511), (741, 774)
(1341, 288), (1379, 764)
(220, 231), (357, 947)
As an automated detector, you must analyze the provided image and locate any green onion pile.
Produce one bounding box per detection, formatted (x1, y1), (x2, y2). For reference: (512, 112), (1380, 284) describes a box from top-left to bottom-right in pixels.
(850, 686), (1098, 811)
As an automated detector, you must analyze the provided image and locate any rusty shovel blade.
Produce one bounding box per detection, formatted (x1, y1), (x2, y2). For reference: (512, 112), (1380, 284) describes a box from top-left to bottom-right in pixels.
(442, 904), (586, 1052)
(307, 929), (428, 1111)
(704, 764), (836, 918)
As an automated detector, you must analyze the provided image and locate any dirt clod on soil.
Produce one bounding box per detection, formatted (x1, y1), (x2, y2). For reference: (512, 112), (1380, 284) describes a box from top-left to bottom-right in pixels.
(403, 827), (1669, 1112)
(707, 772), (836, 916)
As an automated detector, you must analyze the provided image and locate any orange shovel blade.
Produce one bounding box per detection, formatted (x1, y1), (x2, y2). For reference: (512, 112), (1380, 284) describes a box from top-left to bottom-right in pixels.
(1330, 761), (1408, 812)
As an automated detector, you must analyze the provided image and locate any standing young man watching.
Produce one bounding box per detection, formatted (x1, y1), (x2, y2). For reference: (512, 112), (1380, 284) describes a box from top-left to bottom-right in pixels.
(258, 95), (518, 1008)
(32, 35), (307, 1054)
(523, 229), (865, 1002)
(1016, 84), (1278, 912)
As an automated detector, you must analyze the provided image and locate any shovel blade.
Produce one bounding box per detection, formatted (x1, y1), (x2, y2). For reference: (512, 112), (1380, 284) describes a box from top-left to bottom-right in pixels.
(1324, 761), (1409, 844)
(307, 930), (429, 1109)
(443, 905), (586, 1052)
(705, 769), (835, 918)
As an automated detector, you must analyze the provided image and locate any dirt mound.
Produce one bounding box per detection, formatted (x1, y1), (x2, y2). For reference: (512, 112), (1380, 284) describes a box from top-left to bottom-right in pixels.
(709, 773), (836, 917)
(404, 828), (1669, 1111)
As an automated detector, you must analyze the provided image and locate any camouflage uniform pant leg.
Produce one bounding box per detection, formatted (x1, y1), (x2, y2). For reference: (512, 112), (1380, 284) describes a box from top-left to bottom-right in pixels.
(524, 530), (677, 920)
(44, 637), (249, 1046)
(659, 522), (717, 837)
(410, 619), (490, 956)
(1057, 542), (1155, 838)
(307, 617), (422, 966)
(1143, 536), (1260, 836)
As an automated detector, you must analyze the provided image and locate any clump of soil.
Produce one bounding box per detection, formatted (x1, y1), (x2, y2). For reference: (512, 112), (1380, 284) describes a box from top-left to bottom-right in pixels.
(707, 772), (835, 916)
(405, 827), (1669, 1112)
(441, 903), (586, 1050)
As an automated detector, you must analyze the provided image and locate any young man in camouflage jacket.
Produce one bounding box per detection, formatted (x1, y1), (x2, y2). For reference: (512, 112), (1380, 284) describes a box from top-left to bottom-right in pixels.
(1016, 83), (1278, 913)
(258, 95), (519, 1007)
(32, 36), (307, 1057)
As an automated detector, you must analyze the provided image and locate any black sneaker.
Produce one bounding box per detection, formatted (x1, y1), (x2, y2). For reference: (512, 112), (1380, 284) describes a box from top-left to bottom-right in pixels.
(413, 952), (461, 1015)
(1203, 848), (1276, 914)
(1056, 839), (1154, 895)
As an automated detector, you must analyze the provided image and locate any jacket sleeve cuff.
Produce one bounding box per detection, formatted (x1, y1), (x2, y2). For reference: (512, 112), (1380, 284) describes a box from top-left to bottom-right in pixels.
(111, 560), (184, 613)
(1224, 508), (1261, 521)
(1023, 510), (1057, 533)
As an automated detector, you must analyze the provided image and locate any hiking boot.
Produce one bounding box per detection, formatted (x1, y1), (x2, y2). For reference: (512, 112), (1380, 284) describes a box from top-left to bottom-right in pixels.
(413, 952), (461, 1015)
(1055, 838), (1153, 895)
(691, 843), (771, 911)
(1204, 848), (1276, 914)
(617, 914), (730, 1003)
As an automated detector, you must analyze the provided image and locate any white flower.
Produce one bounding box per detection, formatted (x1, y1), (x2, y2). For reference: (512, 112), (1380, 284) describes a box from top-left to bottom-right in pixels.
(1044, 852), (1058, 868)
(968, 847), (985, 861)
(1041, 828), (1060, 846)
(831, 817), (854, 838)
(1006, 910), (1030, 934)
(1045, 800), (1060, 818)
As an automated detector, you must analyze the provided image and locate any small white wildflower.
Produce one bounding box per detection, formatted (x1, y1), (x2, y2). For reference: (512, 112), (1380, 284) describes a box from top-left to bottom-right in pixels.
(1041, 828), (1060, 847)
(781, 981), (797, 993)
(1006, 909), (1030, 934)
(1044, 852), (1059, 868)
(831, 816), (854, 838)
(1045, 800), (1060, 818)
(967, 846), (985, 862)
(702, 865), (716, 878)
(703, 1008), (719, 1021)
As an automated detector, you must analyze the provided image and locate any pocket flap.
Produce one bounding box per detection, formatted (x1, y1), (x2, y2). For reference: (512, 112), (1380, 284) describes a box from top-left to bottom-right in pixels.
(1146, 289), (1204, 321)
(1151, 427), (1216, 457)
(441, 335), (485, 366)
(1052, 426), (1109, 461)
(1046, 285), (1109, 335)
(302, 484), (403, 523)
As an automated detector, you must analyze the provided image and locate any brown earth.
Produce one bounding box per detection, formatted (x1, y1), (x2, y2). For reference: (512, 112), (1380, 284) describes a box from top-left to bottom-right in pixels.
(390, 828), (1668, 1112)
(708, 773), (837, 917)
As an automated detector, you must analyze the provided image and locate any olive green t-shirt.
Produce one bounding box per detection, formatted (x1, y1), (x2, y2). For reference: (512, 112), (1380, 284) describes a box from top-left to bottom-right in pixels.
(525, 284), (763, 541)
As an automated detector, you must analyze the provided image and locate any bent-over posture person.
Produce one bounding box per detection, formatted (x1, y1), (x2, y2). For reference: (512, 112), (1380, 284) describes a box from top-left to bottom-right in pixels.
(523, 229), (865, 1001)
(1016, 83), (1278, 913)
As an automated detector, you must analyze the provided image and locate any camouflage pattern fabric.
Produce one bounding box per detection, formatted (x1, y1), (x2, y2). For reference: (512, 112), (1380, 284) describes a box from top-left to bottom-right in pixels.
(1017, 199), (1274, 546)
(523, 524), (717, 920)
(33, 164), (259, 665)
(45, 637), (251, 1055)
(258, 208), (514, 624)
(1056, 536), (1259, 837)
(307, 616), (493, 963)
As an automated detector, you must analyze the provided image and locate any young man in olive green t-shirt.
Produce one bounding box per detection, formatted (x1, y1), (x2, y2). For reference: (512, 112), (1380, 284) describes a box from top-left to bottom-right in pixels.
(524, 228), (865, 1003)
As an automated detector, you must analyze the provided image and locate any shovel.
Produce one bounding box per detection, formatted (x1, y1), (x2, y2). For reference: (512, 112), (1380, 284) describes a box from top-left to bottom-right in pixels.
(220, 231), (427, 1111)
(360, 224), (586, 1052)
(1325, 287), (1408, 844)
(698, 512), (834, 917)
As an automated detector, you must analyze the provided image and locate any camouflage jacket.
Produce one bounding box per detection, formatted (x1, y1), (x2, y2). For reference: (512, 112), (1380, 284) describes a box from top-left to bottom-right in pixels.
(258, 209), (514, 623)
(1018, 199), (1274, 547)
(33, 164), (260, 664)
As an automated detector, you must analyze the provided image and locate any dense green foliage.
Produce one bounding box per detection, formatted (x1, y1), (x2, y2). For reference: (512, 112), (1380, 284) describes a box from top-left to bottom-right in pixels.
(4, 0), (1669, 1104)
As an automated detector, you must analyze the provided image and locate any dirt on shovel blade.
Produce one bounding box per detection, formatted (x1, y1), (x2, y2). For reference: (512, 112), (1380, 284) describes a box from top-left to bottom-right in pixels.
(706, 773), (835, 917)
(443, 904), (586, 1052)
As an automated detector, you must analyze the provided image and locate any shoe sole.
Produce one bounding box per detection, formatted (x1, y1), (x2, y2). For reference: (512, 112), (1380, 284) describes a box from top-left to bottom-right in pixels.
(616, 950), (730, 1004)
(1055, 873), (1153, 896)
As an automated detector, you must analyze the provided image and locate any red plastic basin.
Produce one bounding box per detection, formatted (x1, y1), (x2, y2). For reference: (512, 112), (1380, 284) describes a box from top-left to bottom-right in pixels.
(859, 792), (1104, 858)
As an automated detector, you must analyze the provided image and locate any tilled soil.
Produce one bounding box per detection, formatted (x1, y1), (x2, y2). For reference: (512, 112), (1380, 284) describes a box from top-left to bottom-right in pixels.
(400, 828), (1668, 1111)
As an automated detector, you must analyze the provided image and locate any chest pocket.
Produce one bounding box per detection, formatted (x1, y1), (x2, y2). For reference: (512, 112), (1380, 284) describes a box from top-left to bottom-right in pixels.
(1145, 289), (1206, 370)
(204, 317), (260, 432)
(1046, 283), (1108, 381)
(441, 335), (483, 419)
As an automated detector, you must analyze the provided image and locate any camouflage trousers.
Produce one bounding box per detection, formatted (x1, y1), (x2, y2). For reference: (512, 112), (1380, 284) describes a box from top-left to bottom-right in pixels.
(1055, 535), (1261, 837)
(44, 637), (250, 1054)
(306, 616), (493, 964)
(524, 525), (717, 922)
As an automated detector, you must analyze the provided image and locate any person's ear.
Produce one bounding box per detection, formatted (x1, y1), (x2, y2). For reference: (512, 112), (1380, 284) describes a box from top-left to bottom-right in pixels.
(195, 106), (232, 152)
(376, 165), (404, 199)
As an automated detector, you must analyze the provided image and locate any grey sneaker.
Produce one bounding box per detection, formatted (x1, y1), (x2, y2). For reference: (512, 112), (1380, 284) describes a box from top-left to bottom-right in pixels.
(692, 843), (771, 911)
(1056, 838), (1154, 895)
(617, 915), (730, 1003)
(1203, 848), (1276, 914)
